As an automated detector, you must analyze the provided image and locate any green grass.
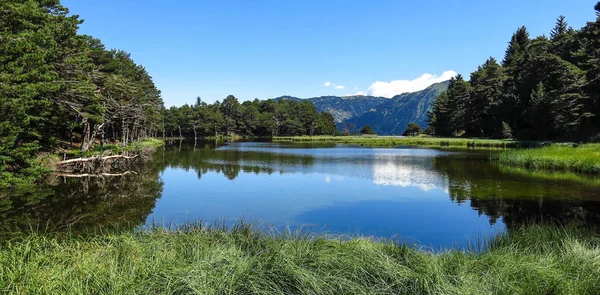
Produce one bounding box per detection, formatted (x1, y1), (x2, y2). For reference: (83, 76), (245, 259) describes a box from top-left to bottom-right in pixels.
(496, 143), (600, 174)
(498, 165), (600, 187)
(1, 224), (599, 294)
(131, 138), (165, 149)
(273, 136), (529, 149)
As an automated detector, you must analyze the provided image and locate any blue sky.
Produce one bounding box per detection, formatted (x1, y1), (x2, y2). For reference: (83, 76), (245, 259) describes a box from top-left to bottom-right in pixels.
(62, 0), (598, 106)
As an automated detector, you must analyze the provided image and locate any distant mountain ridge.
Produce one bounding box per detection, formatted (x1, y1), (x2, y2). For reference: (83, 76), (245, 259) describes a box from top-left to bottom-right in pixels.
(344, 81), (449, 135)
(273, 81), (449, 135)
(274, 95), (387, 123)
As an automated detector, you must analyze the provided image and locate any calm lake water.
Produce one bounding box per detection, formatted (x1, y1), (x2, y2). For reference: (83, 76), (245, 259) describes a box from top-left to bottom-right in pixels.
(4, 140), (600, 249)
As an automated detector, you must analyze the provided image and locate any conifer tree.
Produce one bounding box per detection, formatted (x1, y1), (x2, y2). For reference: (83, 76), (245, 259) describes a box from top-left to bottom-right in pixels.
(468, 58), (505, 136)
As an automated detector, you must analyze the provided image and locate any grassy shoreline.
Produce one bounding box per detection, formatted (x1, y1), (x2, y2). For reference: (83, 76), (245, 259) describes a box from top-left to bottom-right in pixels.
(1, 225), (599, 294)
(496, 143), (600, 174)
(273, 136), (530, 149)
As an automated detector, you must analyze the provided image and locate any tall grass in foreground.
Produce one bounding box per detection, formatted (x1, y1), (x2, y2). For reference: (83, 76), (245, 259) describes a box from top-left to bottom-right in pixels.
(496, 143), (600, 174)
(1, 224), (599, 294)
(273, 136), (529, 149)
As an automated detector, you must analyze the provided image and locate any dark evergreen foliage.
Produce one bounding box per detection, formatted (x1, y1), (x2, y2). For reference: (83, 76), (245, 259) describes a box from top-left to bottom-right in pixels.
(0, 1), (163, 194)
(162, 96), (336, 138)
(429, 2), (600, 141)
(401, 123), (422, 136)
(360, 125), (376, 135)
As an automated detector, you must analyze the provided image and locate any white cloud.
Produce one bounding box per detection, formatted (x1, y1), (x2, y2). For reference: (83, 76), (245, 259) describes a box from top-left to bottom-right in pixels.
(366, 70), (457, 98)
(344, 91), (366, 97)
(323, 82), (346, 90)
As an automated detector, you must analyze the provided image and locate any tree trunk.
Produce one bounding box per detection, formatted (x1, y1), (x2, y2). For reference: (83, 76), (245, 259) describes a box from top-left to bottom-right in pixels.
(81, 121), (103, 152)
(80, 119), (90, 151)
(121, 115), (127, 146)
(100, 123), (106, 147)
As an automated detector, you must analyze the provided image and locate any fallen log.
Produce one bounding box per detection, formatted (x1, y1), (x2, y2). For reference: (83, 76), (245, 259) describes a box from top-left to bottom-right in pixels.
(55, 153), (141, 174)
(56, 154), (138, 166)
(54, 171), (139, 178)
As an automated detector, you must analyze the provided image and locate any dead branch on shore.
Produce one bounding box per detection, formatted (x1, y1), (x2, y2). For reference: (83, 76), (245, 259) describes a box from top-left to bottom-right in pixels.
(56, 154), (138, 166)
(55, 152), (141, 174)
(54, 171), (139, 178)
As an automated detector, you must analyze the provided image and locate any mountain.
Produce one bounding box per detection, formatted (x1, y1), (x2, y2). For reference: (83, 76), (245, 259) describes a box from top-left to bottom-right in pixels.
(275, 95), (387, 123)
(273, 81), (448, 134)
(343, 81), (449, 135)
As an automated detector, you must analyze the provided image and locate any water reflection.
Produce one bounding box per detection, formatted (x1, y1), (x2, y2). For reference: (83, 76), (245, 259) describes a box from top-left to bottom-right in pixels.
(372, 155), (446, 191)
(2, 140), (599, 248)
(0, 162), (163, 233)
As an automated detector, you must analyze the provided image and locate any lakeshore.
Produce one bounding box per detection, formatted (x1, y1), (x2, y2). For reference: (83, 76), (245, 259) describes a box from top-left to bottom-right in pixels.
(273, 136), (530, 149)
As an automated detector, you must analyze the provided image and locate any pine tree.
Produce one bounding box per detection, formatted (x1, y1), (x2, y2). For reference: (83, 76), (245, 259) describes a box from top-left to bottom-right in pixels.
(447, 75), (471, 136)
(502, 27), (530, 69)
(468, 57), (505, 137)
(550, 15), (578, 63)
(525, 82), (551, 138)
(221, 95), (241, 136)
(527, 34), (586, 138)
(428, 88), (452, 136)
(550, 15), (568, 39)
(0, 0), (85, 188)
(501, 27), (531, 133)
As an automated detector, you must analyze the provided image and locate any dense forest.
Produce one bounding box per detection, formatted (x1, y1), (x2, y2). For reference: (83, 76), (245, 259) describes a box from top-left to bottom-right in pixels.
(163, 96), (336, 139)
(428, 2), (600, 140)
(1, 1), (165, 191)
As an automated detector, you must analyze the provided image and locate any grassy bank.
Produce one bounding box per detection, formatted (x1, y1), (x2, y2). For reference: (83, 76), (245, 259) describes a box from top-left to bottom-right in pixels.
(273, 136), (527, 149)
(1, 225), (599, 294)
(499, 165), (600, 187)
(496, 143), (600, 174)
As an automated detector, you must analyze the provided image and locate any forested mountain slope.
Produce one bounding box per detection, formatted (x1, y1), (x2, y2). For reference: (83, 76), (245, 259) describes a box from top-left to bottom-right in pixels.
(343, 82), (448, 135)
(275, 95), (387, 123)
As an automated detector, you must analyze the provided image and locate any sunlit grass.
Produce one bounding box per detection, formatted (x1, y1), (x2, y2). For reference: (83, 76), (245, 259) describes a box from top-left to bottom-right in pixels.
(131, 138), (165, 149)
(496, 144), (600, 174)
(1, 224), (599, 294)
(273, 136), (528, 149)
(498, 165), (600, 187)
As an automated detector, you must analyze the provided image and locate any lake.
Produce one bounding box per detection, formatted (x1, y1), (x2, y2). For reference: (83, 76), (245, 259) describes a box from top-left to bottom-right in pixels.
(4, 140), (600, 249)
